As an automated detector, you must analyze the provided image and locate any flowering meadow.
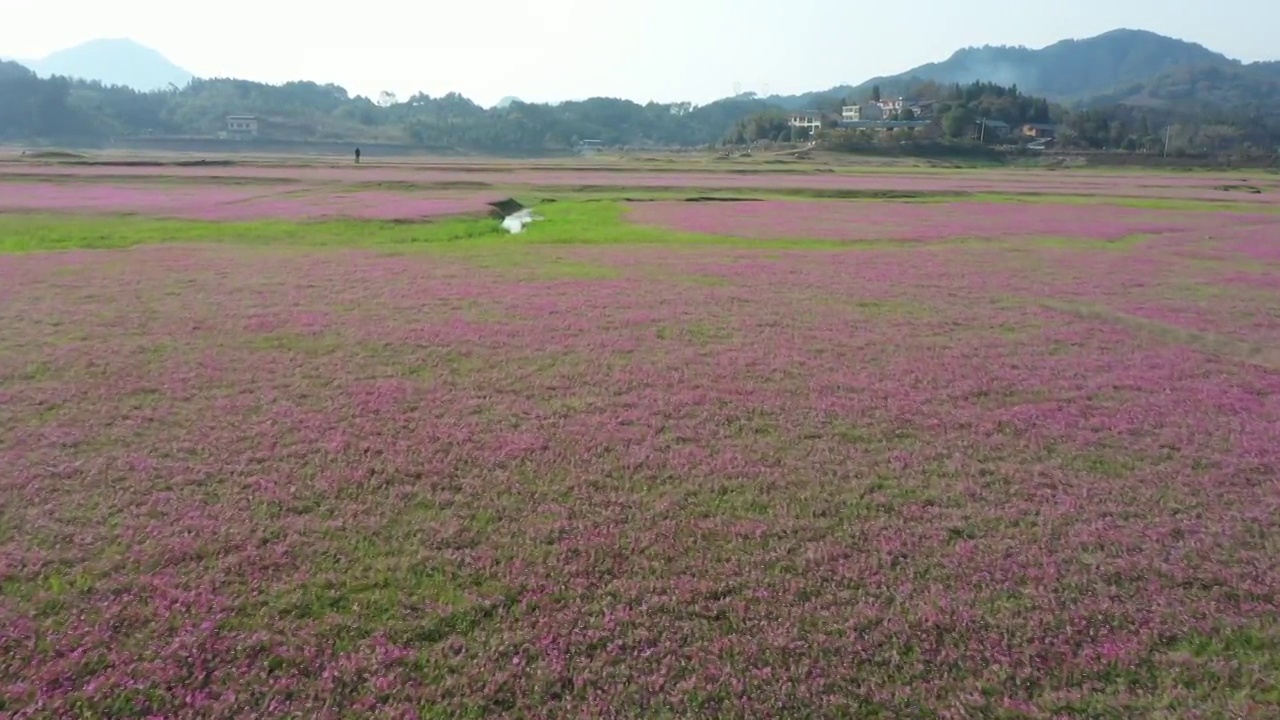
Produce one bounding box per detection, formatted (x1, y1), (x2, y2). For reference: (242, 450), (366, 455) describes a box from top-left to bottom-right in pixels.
(624, 198), (1280, 242)
(0, 182), (503, 221)
(3, 162), (1279, 204)
(1, 171), (1279, 717)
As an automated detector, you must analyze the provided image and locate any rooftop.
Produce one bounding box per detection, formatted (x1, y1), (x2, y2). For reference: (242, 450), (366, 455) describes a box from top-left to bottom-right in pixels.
(838, 120), (933, 129)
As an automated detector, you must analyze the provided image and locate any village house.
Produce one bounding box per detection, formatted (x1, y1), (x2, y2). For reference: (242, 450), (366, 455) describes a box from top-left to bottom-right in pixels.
(842, 104), (884, 122)
(1018, 123), (1057, 139)
(978, 119), (1012, 139)
(576, 139), (604, 155)
(225, 115), (259, 138)
(907, 100), (936, 118)
(876, 97), (908, 114)
(787, 111), (823, 134)
(847, 98), (933, 121)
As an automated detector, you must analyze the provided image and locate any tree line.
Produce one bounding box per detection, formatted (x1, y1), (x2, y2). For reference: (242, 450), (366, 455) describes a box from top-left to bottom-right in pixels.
(726, 78), (1280, 156)
(0, 61), (776, 151)
(726, 81), (1057, 148)
(3, 60), (1277, 156)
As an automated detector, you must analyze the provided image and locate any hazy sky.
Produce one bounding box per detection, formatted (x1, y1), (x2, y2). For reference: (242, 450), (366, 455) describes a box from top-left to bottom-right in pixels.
(2, 0), (1277, 106)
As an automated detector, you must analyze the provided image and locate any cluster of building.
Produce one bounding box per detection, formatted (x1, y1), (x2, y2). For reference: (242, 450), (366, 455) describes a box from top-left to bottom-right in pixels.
(840, 97), (931, 122)
(970, 119), (1058, 141)
(784, 97), (937, 135)
(786, 97), (1057, 143)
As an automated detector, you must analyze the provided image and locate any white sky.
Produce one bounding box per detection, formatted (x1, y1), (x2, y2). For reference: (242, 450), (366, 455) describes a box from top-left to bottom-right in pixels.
(2, 0), (1276, 106)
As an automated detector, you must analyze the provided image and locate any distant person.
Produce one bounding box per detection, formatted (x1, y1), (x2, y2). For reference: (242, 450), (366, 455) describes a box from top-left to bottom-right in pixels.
(354, 147), (361, 164)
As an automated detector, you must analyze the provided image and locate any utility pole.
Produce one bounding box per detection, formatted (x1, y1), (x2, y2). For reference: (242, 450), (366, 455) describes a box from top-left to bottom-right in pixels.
(1163, 125), (1172, 158)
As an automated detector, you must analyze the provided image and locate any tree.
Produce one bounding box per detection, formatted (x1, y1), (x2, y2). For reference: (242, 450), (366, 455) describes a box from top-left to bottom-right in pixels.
(941, 107), (974, 139)
(1029, 98), (1051, 123)
(871, 84), (882, 103)
(1109, 120), (1129, 149)
(914, 80), (943, 101)
(1199, 124), (1242, 152)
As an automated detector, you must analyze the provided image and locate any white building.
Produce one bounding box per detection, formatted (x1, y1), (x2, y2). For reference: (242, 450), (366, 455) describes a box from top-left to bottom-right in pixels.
(788, 111), (823, 133)
(226, 115), (259, 137)
(877, 98), (908, 114)
(842, 104), (885, 122)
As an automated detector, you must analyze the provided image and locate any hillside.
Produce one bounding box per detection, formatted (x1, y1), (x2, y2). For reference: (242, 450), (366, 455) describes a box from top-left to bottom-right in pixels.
(769, 29), (1242, 108)
(0, 63), (782, 150)
(2, 29), (1279, 154)
(1090, 62), (1280, 110)
(16, 38), (194, 91)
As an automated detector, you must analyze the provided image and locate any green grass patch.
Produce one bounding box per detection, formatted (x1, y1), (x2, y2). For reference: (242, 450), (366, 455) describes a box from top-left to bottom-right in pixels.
(851, 298), (933, 317)
(0, 201), (857, 253)
(916, 192), (1280, 214)
(1152, 626), (1280, 706)
(654, 320), (735, 345)
(245, 331), (349, 356)
(1150, 280), (1278, 305)
(455, 248), (621, 280)
(680, 483), (773, 520)
(0, 171), (300, 187)
(3, 193), (1271, 259)
(856, 472), (941, 514)
(0, 212), (507, 253)
(1060, 448), (1143, 479)
(671, 273), (730, 286)
(120, 388), (166, 411)
(240, 495), (513, 647)
(1, 565), (98, 610)
(139, 340), (177, 362)
(1, 360), (57, 385)
(1038, 298), (1279, 368)
(1030, 233), (1156, 251)
(963, 386), (1056, 409)
(393, 349), (485, 384)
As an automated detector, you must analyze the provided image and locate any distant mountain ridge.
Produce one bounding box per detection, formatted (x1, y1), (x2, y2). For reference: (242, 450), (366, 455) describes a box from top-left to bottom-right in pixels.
(7, 30), (1276, 110)
(10, 38), (193, 91)
(765, 29), (1267, 109)
(4, 29), (1279, 154)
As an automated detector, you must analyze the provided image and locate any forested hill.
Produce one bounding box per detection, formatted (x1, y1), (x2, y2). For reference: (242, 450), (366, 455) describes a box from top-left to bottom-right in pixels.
(3, 26), (1280, 154)
(764, 29), (1242, 109)
(0, 60), (778, 151)
(1088, 61), (1280, 114)
(741, 28), (1280, 154)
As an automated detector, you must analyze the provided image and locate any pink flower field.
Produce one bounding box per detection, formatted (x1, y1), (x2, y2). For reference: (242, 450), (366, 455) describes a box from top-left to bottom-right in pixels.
(3, 162), (1279, 203)
(2, 206), (1279, 717)
(0, 182), (503, 221)
(625, 198), (1280, 242)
